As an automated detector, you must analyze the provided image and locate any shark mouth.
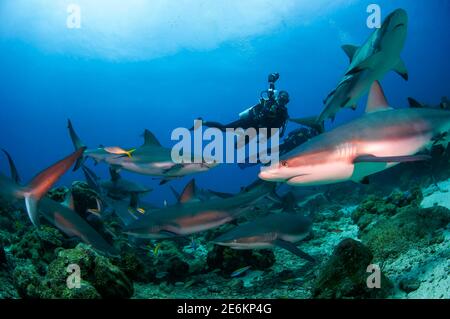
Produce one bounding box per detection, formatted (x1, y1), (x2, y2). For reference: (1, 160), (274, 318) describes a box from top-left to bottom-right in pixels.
(286, 174), (310, 183)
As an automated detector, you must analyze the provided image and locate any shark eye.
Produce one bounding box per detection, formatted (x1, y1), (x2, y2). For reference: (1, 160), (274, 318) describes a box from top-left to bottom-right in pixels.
(281, 160), (288, 167)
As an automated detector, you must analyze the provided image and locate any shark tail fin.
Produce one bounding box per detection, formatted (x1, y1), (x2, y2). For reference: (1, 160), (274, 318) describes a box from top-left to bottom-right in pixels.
(67, 119), (87, 171)
(289, 116), (324, 134)
(2, 149), (21, 184)
(24, 148), (85, 226)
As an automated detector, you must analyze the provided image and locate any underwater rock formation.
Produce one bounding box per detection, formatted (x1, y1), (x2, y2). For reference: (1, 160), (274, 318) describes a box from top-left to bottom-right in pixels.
(43, 243), (134, 299)
(313, 238), (392, 299)
(207, 245), (275, 275)
(360, 205), (449, 260)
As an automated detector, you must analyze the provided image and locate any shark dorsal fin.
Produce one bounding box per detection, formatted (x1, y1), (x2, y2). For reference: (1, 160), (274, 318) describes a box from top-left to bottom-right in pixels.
(341, 44), (359, 62)
(142, 129), (161, 147)
(366, 81), (392, 113)
(2, 149), (21, 184)
(179, 179), (196, 203)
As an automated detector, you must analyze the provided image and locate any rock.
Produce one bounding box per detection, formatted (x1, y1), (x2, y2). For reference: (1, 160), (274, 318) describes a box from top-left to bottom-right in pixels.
(12, 260), (42, 298)
(313, 238), (392, 299)
(207, 245), (275, 275)
(43, 243), (133, 298)
(399, 277), (421, 293)
(360, 206), (450, 260)
(0, 246), (6, 265)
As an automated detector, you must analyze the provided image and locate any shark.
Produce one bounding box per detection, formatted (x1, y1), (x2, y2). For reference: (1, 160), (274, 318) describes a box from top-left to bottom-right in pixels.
(84, 166), (152, 201)
(68, 120), (218, 184)
(80, 164), (157, 226)
(213, 213), (315, 262)
(0, 149), (117, 255)
(319, 8), (409, 123)
(124, 179), (276, 239)
(259, 81), (450, 186)
(0, 148), (84, 226)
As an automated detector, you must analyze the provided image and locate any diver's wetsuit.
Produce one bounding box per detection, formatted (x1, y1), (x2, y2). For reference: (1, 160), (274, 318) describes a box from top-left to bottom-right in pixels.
(198, 73), (290, 140)
(202, 101), (289, 136)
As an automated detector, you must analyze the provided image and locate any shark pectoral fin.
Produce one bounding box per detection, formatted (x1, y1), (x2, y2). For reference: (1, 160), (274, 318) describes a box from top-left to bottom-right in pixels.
(24, 196), (40, 227)
(345, 52), (382, 75)
(159, 230), (179, 238)
(393, 58), (408, 81)
(353, 154), (432, 163)
(341, 44), (359, 62)
(273, 239), (316, 263)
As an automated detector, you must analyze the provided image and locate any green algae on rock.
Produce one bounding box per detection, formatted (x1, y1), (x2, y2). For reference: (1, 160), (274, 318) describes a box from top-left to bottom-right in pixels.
(313, 238), (393, 299)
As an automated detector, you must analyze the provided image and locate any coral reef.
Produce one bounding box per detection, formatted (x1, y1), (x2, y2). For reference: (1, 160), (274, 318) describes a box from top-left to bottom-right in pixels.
(312, 238), (392, 298)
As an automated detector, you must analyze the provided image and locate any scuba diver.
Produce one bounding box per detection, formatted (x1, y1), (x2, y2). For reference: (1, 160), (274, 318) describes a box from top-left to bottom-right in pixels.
(195, 73), (290, 140)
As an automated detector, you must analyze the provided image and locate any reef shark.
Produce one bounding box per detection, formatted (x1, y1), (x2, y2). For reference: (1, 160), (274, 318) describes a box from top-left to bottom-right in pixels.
(259, 81), (450, 186)
(124, 179), (276, 239)
(0, 149), (117, 255)
(68, 120), (217, 184)
(213, 213), (315, 262)
(319, 8), (408, 123)
(81, 164), (157, 226)
(84, 165), (152, 201)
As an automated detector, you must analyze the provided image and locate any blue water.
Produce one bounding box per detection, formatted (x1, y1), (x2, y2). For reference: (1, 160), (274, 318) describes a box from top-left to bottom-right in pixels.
(0, 0), (449, 205)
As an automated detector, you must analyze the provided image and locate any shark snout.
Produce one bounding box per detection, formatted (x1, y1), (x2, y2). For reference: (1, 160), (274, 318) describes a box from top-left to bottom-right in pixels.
(387, 8), (408, 30)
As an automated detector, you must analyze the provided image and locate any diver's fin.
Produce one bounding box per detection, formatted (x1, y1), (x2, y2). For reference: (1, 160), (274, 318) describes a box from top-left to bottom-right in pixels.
(393, 58), (408, 81)
(365, 81), (392, 113)
(346, 52), (383, 76)
(2, 149), (21, 184)
(353, 154), (432, 163)
(273, 239), (316, 263)
(289, 116), (324, 134)
(67, 120), (87, 171)
(141, 129), (162, 147)
(341, 44), (359, 63)
(179, 179), (197, 203)
(24, 148), (84, 226)
(407, 97), (424, 108)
